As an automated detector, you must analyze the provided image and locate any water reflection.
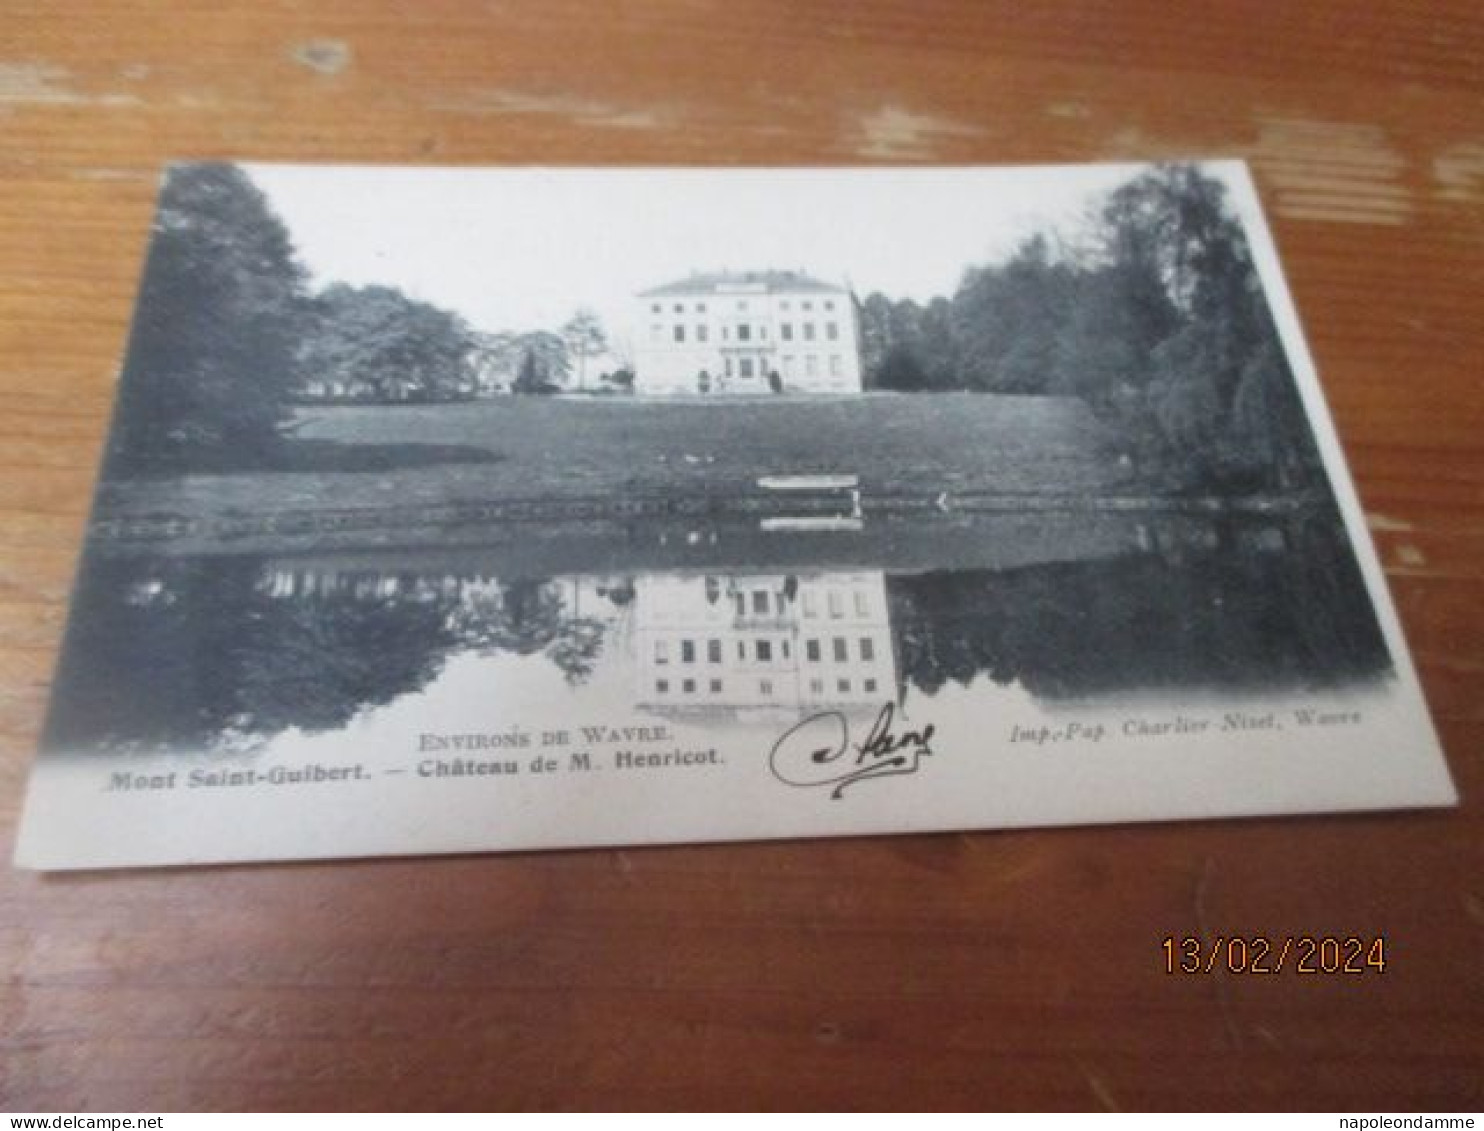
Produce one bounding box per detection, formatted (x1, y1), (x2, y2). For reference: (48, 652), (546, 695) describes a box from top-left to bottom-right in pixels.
(630, 571), (897, 722)
(44, 509), (1392, 755)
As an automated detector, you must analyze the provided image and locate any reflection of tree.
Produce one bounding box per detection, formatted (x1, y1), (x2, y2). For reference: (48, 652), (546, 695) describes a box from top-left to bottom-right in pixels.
(451, 579), (565, 656)
(545, 619), (607, 685)
(47, 562), (623, 755)
(448, 577), (609, 685)
(230, 592), (457, 736)
(888, 512), (1392, 701)
(44, 555), (461, 753)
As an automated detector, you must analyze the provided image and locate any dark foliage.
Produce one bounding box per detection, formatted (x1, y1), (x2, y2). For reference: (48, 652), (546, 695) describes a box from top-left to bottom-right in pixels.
(857, 164), (1322, 494)
(109, 164), (310, 475)
(298, 283), (482, 403)
(887, 513), (1392, 701)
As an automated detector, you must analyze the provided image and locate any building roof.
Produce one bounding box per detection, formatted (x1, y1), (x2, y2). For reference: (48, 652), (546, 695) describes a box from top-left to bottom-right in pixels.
(638, 269), (846, 299)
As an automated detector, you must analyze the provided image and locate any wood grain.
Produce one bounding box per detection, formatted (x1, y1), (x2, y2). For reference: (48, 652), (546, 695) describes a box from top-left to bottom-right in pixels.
(2, 0), (1481, 1111)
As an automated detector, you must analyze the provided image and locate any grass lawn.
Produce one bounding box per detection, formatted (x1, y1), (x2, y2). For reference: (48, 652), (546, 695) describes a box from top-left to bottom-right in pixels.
(97, 393), (1135, 523)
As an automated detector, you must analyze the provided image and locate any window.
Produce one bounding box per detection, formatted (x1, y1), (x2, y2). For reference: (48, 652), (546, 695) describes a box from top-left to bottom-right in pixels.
(722, 326), (729, 341)
(656, 679), (669, 694)
(833, 637), (848, 662)
(837, 678), (851, 694)
(859, 637), (875, 661)
(682, 678), (696, 694)
(673, 303), (684, 313)
(654, 640), (669, 664)
(724, 357), (734, 377)
(781, 323), (793, 341)
(756, 639), (773, 662)
(782, 640), (791, 659)
(824, 300), (835, 310)
(674, 324), (686, 343)
(697, 302), (707, 313)
(864, 678), (878, 694)
(681, 640), (696, 663)
(707, 639), (722, 663)
(733, 593), (746, 617)
(710, 679), (723, 693)
(802, 300), (813, 311)
(651, 303), (661, 313)
(803, 591), (818, 617)
(803, 322), (816, 341)
(810, 678), (824, 694)
(739, 358), (754, 378)
(854, 591), (870, 616)
(759, 679), (774, 695)
(827, 591), (843, 618)
(697, 325), (709, 343)
(829, 355), (842, 376)
(737, 641), (746, 659)
(738, 323), (751, 341)
(806, 639), (821, 662)
(826, 322), (839, 341)
(738, 300), (749, 311)
(752, 590), (769, 614)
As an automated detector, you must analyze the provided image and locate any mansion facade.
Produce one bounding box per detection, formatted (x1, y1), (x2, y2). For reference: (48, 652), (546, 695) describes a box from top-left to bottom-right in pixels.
(633, 270), (863, 396)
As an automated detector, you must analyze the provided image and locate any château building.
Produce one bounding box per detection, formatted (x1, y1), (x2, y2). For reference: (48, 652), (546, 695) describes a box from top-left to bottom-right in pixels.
(633, 270), (863, 396)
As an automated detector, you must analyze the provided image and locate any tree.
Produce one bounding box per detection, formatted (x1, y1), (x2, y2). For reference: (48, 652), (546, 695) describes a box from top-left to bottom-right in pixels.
(560, 309), (608, 392)
(300, 284), (480, 402)
(509, 331), (571, 392)
(1089, 163), (1321, 491)
(858, 295), (959, 391)
(875, 342), (931, 391)
(855, 293), (896, 387)
(470, 330), (522, 393)
(951, 235), (1077, 394)
(109, 163), (309, 474)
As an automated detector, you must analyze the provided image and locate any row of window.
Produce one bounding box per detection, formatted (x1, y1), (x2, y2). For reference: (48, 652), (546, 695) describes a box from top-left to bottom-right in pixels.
(802, 589), (872, 618)
(732, 587), (873, 617)
(653, 635), (878, 665)
(657, 321), (841, 345)
(650, 298), (837, 315)
(644, 585), (874, 623)
(718, 354), (846, 379)
(654, 675), (880, 697)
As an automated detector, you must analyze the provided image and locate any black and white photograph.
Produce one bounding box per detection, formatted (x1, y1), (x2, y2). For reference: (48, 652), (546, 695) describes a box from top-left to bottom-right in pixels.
(15, 161), (1455, 869)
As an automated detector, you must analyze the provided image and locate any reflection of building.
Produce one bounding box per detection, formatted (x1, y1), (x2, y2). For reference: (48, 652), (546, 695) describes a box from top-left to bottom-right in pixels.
(253, 560), (899, 721)
(632, 571), (896, 721)
(633, 270), (862, 396)
(259, 563), (505, 603)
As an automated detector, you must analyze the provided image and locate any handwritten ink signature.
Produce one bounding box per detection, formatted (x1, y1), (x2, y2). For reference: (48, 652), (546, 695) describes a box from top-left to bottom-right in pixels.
(768, 702), (936, 799)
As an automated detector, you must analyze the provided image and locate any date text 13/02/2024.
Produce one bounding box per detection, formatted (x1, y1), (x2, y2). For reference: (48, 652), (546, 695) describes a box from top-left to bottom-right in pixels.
(1163, 936), (1388, 975)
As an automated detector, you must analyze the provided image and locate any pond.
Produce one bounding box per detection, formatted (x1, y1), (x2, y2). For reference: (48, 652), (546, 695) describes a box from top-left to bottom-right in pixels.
(43, 505), (1392, 757)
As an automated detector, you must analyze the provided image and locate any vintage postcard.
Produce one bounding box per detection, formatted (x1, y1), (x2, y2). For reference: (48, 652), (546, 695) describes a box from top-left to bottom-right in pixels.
(14, 161), (1456, 869)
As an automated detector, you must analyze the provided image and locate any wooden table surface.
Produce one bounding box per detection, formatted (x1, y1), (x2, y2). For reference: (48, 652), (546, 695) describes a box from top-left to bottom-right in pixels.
(3, 1), (1482, 1112)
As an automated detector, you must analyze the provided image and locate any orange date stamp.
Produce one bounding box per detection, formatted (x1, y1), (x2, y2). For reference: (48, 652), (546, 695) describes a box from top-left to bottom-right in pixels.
(1162, 935), (1387, 975)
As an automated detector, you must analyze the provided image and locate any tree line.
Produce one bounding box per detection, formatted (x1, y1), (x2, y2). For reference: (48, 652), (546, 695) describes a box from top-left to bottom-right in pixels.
(855, 165), (1322, 494)
(114, 162), (1320, 495)
(110, 163), (612, 474)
